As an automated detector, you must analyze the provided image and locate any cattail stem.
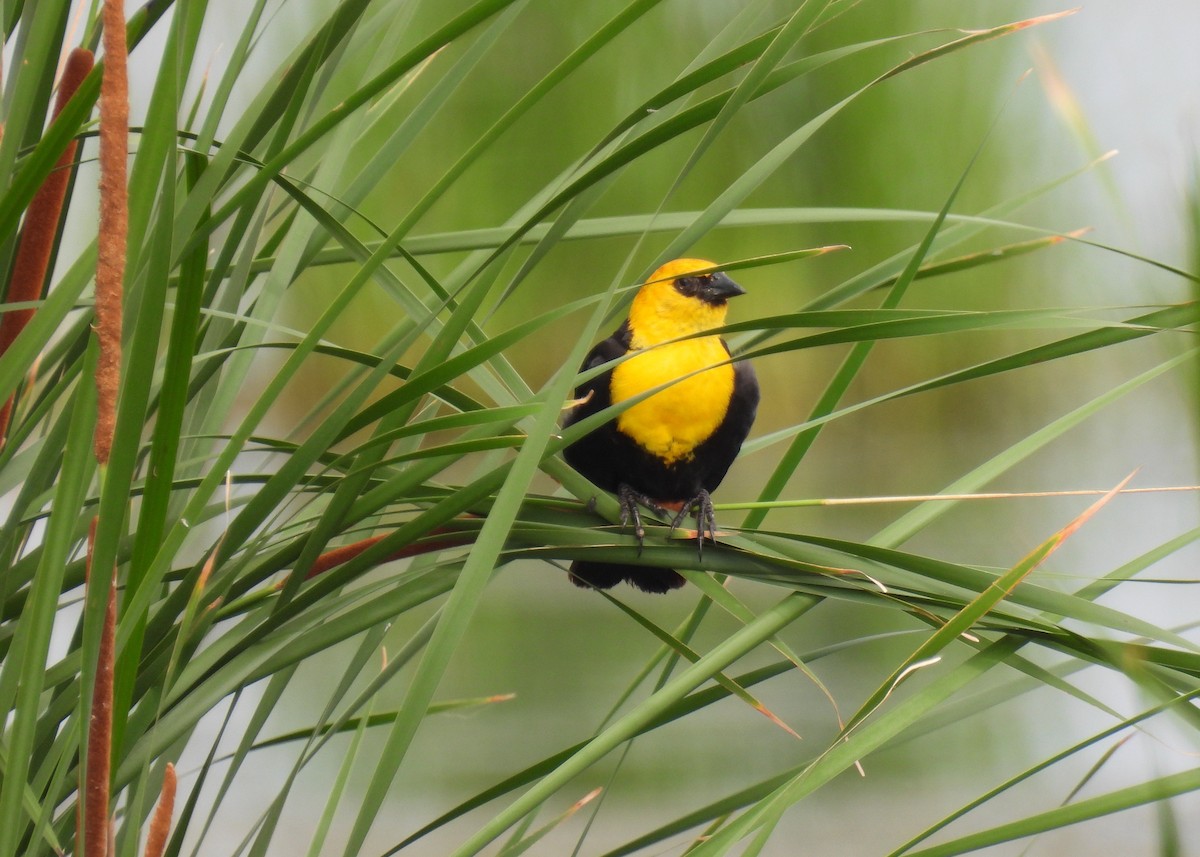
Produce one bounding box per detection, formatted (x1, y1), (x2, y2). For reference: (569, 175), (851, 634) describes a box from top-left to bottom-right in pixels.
(141, 763), (176, 857)
(0, 48), (94, 445)
(83, 519), (116, 857)
(94, 0), (128, 465)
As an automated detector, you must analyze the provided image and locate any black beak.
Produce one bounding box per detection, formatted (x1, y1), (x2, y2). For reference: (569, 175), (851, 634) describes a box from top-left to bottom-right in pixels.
(702, 272), (745, 304)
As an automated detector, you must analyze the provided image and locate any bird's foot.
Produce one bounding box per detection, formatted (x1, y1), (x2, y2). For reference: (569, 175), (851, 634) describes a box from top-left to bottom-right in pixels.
(617, 484), (669, 552)
(669, 490), (717, 559)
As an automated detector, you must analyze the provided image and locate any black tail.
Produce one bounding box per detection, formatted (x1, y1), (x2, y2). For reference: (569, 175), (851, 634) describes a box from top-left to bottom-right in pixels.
(569, 561), (685, 594)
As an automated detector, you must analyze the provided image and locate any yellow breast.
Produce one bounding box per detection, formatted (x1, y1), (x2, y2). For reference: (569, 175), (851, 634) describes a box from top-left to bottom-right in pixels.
(610, 337), (734, 465)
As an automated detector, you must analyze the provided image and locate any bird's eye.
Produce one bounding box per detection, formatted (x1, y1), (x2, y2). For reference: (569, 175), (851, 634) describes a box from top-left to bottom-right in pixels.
(673, 273), (717, 298)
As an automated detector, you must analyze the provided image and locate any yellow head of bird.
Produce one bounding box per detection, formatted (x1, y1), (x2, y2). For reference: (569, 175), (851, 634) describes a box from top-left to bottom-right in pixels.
(628, 258), (746, 348)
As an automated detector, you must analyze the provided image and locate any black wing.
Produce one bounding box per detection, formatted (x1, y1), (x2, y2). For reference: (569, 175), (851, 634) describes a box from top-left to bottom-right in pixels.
(693, 344), (759, 493)
(561, 321), (631, 491)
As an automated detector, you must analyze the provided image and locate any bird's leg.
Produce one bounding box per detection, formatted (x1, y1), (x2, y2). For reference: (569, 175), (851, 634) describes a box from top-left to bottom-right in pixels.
(617, 483), (669, 552)
(669, 489), (717, 559)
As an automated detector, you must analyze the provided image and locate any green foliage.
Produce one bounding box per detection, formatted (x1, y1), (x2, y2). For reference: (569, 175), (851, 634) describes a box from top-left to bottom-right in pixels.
(0, 1), (1197, 855)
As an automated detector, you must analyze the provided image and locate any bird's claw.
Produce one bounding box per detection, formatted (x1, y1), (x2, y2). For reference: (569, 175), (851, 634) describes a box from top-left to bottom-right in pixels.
(620, 499), (645, 545)
(613, 485), (715, 559)
(669, 490), (717, 560)
(618, 484), (666, 553)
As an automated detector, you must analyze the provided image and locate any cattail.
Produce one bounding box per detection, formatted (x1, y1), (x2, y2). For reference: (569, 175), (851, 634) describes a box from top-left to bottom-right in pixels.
(82, 0), (129, 848)
(141, 763), (176, 857)
(83, 519), (116, 857)
(0, 48), (94, 445)
(94, 0), (128, 465)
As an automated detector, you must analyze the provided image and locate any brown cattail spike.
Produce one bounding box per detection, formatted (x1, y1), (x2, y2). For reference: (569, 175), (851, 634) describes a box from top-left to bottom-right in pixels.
(141, 763), (176, 857)
(0, 48), (94, 446)
(94, 0), (128, 465)
(83, 519), (117, 857)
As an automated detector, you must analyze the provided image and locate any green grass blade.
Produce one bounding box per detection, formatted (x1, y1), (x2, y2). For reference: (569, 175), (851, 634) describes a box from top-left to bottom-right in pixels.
(0, 344), (95, 857)
(902, 768), (1200, 857)
(449, 593), (820, 856)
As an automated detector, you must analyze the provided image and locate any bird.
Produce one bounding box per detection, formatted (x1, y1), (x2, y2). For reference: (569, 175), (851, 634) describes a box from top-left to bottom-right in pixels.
(562, 258), (759, 593)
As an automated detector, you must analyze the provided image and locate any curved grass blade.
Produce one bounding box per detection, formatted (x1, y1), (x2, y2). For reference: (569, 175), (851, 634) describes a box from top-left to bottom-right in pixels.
(687, 480), (1132, 853)
(600, 591), (802, 740)
(685, 638), (1024, 855)
(448, 592), (820, 856)
(901, 767), (1200, 857)
(494, 789), (602, 857)
(186, 0), (523, 257)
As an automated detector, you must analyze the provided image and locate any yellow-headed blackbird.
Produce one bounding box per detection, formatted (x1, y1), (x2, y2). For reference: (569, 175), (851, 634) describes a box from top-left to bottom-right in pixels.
(562, 258), (759, 593)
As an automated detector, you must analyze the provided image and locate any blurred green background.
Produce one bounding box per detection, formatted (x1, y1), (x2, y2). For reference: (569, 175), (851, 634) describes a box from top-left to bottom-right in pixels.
(163, 0), (1200, 853)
